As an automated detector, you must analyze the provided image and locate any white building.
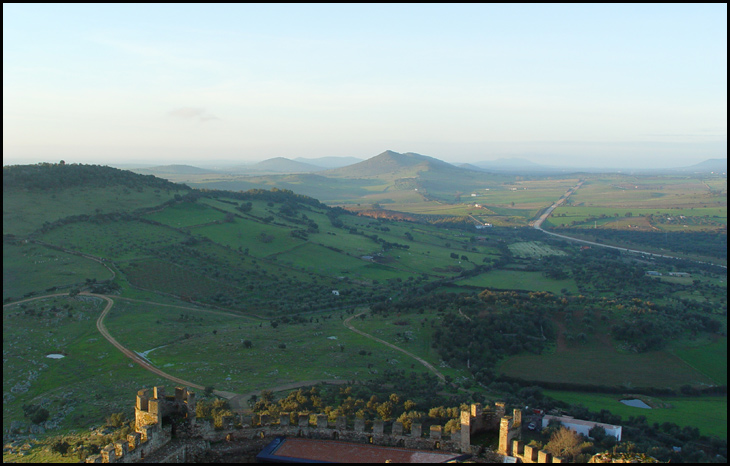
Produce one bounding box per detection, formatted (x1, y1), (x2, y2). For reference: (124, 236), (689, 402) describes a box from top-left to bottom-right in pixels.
(542, 415), (622, 441)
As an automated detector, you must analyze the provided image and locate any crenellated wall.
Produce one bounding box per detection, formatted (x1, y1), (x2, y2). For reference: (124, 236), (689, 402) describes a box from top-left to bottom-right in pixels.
(86, 387), (561, 463)
(87, 386), (195, 463)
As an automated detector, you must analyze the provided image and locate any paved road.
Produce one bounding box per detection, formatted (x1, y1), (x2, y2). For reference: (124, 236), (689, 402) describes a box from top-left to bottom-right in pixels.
(531, 182), (727, 269)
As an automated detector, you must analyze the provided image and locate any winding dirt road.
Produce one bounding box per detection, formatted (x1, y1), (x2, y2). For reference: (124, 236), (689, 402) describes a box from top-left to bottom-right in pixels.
(344, 313), (446, 382)
(6, 293), (445, 412)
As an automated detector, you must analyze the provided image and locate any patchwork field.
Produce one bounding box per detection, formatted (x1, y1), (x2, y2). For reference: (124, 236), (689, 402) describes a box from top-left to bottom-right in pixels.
(546, 175), (727, 232)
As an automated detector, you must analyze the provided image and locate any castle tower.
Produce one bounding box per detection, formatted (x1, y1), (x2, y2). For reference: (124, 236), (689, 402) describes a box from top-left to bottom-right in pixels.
(498, 416), (513, 456)
(460, 410), (471, 453)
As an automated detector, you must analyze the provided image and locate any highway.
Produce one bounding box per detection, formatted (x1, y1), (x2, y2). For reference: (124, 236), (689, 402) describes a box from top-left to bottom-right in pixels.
(531, 182), (727, 269)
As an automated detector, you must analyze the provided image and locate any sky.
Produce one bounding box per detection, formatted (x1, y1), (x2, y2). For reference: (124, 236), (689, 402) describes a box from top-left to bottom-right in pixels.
(3, 4), (727, 169)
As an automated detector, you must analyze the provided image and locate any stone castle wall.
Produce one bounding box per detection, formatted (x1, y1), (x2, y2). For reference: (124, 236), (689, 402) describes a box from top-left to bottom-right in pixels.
(86, 386), (564, 463)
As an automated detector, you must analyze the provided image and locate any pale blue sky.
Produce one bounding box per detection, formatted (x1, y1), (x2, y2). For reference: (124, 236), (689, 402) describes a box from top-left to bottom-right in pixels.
(3, 4), (727, 168)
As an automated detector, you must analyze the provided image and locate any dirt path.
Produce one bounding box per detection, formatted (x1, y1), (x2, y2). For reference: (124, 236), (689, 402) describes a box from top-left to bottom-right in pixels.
(5, 293), (368, 412)
(7, 293), (450, 412)
(112, 296), (261, 321)
(87, 292), (208, 391)
(343, 313), (446, 382)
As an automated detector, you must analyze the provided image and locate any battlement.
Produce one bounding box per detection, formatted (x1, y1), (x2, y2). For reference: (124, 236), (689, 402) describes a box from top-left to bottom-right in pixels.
(134, 386), (196, 431)
(86, 387), (561, 463)
(86, 386), (196, 463)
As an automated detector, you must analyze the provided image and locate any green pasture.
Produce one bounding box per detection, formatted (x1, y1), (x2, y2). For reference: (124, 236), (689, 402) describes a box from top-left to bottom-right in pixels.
(274, 243), (375, 277)
(193, 220), (305, 257)
(352, 311), (470, 382)
(476, 189), (572, 209)
(121, 259), (242, 300)
(146, 201), (225, 227)
(2, 296), (166, 434)
(3, 243), (112, 300)
(456, 270), (578, 294)
(3, 185), (184, 236)
(499, 337), (715, 389)
(39, 221), (187, 261)
(671, 337), (727, 385)
(543, 390), (727, 439)
(104, 300), (433, 394)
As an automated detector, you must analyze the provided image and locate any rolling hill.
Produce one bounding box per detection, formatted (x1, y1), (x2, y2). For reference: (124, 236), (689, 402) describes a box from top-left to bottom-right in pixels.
(675, 158), (727, 173)
(294, 156), (363, 169)
(323, 150), (468, 178)
(228, 157), (324, 174)
(131, 164), (215, 176)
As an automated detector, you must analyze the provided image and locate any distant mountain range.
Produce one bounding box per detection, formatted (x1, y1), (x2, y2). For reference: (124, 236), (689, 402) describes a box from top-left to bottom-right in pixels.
(128, 154), (726, 185)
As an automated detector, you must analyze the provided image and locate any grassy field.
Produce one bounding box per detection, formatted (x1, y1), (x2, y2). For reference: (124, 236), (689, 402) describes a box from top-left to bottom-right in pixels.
(3, 296), (167, 434)
(351, 311), (472, 383)
(456, 270), (578, 294)
(544, 390), (727, 438)
(670, 337), (727, 386)
(3, 243), (113, 300)
(3, 185), (186, 236)
(39, 221), (188, 261)
(103, 300), (435, 394)
(499, 332), (716, 389)
(146, 201), (225, 227)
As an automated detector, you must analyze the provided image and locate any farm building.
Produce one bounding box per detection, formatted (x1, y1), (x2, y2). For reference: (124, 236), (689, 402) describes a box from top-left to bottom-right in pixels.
(542, 415), (622, 441)
(668, 272), (691, 277)
(646, 271), (662, 276)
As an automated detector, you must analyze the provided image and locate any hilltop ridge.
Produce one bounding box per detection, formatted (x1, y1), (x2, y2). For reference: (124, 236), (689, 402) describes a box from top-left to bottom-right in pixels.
(323, 150), (468, 178)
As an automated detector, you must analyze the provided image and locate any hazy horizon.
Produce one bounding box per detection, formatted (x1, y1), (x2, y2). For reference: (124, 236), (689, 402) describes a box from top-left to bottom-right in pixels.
(3, 4), (727, 169)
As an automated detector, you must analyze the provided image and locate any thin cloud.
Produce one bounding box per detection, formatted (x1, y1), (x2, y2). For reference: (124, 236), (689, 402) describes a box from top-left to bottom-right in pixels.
(168, 107), (219, 121)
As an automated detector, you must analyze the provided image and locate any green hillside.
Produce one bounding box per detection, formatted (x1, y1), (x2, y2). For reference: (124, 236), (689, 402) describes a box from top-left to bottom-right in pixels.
(3, 163), (726, 452)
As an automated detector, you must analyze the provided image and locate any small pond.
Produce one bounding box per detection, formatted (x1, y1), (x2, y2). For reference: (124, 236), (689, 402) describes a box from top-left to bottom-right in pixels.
(620, 399), (651, 409)
(46, 353), (66, 359)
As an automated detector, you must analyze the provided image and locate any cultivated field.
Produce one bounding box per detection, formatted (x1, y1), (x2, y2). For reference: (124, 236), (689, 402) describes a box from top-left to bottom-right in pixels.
(544, 390), (727, 438)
